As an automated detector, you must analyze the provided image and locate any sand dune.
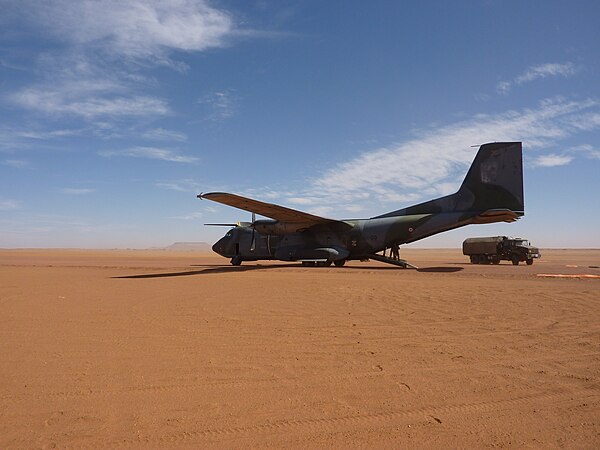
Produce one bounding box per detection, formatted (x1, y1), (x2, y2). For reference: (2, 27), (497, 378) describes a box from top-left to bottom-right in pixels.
(1, 249), (599, 448)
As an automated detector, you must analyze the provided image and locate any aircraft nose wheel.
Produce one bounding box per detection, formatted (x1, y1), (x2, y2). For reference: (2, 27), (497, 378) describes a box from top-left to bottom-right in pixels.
(333, 260), (346, 267)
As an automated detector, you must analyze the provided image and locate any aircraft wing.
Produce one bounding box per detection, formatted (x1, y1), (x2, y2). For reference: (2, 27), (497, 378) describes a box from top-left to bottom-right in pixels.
(198, 192), (346, 229)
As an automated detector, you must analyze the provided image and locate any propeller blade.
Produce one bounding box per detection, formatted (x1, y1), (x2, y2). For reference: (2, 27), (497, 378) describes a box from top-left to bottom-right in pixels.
(250, 211), (256, 252)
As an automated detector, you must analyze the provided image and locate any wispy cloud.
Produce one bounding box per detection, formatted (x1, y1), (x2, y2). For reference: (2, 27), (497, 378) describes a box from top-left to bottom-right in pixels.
(563, 144), (600, 161)
(0, 127), (81, 152)
(199, 90), (239, 122)
(533, 154), (573, 167)
(60, 188), (96, 195)
(156, 179), (201, 192)
(99, 147), (198, 163)
(142, 128), (187, 142)
(17, 0), (236, 62)
(0, 199), (20, 210)
(275, 97), (600, 215)
(3, 159), (29, 168)
(13, 129), (81, 140)
(6, 1), (245, 123)
(12, 86), (169, 119)
(497, 62), (577, 94)
(169, 212), (203, 220)
(200, 98), (599, 219)
(0, 213), (138, 246)
(516, 63), (577, 84)
(576, 144), (600, 160)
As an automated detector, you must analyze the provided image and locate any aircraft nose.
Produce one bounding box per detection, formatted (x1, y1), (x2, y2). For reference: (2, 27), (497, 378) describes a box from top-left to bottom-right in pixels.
(212, 235), (230, 256)
(212, 240), (224, 256)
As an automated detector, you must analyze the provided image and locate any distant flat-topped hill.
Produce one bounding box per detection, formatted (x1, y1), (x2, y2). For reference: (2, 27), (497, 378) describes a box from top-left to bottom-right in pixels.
(163, 242), (211, 251)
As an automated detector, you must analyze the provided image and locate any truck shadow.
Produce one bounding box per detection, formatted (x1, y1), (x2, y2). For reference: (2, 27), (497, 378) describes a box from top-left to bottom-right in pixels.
(416, 267), (463, 273)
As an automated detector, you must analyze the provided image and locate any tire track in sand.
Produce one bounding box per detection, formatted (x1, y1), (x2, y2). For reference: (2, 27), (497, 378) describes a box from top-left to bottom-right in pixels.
(96, 388), (599, 448)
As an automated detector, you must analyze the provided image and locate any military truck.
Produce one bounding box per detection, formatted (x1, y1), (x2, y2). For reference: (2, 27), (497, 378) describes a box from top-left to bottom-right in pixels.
(463, 236), (541, 265)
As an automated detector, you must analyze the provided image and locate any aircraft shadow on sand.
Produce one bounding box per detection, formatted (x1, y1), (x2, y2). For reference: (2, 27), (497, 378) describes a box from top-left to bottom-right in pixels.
(112, 264), (462, 279)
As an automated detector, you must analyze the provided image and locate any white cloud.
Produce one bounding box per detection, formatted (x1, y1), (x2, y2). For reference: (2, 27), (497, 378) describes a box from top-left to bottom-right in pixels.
(516, 63), (577, 84)
(169, 212), (203, 220)
(0, 214), (138, 245)
(306, 98), (599, 209)
(533, 154), (573, 167)
(22, 0), (235, 61)
(100, 147), (198, 163)
(156, 179), (201, 191)
(7, 1), (243, 122)
(142, 128), (187, 142)
(0, 199), (20, 210)
(285, 197), (319, 206)
(201, 98), (599, 220)
(0, 127), (81, 152)
(496, 81), (511, 96)
(199, 90), (238, 121)
(3, 159), (29, 168)
(567, 144), (600, 160)
(13, 87), (169, 119)
(497, 62), (577, 94)
(60, 188), (96, 195)
(15, 129), (80, 139)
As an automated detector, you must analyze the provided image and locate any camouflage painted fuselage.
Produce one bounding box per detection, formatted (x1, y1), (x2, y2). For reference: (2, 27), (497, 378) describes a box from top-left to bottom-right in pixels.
(208, 142), (524, 265)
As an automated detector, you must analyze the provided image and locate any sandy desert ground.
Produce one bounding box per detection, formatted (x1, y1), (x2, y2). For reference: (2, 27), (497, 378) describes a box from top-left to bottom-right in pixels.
(1, 248), (599, 448)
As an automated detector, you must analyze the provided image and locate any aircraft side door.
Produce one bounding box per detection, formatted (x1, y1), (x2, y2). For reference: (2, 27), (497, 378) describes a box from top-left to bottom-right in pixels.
(267, 235), (281, 257)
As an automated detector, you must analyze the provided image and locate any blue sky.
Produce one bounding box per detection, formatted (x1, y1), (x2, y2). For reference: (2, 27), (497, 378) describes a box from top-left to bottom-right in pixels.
(1, 0), (599, 248)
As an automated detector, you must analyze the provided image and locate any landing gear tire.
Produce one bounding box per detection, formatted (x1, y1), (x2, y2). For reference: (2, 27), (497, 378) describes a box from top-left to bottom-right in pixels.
(230, 256), (243, 266)
(526, 258), (534, 266)
(511, 255), (520, 266)
(334, 260), (346, 267)
(302, 261), (316, 267)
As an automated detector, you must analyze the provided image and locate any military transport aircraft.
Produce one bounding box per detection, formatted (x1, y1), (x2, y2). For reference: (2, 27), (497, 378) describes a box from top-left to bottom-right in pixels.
(198, 142), (524, 268)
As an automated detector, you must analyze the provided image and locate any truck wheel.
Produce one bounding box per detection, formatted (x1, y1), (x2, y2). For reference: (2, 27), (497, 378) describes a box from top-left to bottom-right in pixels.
(492, 256), (500, 265)
(478, 254), (487, 264)
(526, 259), (534, 265)
(470, 255), (477, 264)
(511, 255), (520, 266)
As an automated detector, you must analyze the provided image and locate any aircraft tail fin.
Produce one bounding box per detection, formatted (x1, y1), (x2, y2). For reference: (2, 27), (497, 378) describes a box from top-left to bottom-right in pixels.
(454, 141), (524, 214)
(375, 142), (524, 218)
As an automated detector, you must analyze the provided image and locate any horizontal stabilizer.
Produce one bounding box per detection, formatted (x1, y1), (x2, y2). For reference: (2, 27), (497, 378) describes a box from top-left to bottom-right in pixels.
(472, 209), (522, 224)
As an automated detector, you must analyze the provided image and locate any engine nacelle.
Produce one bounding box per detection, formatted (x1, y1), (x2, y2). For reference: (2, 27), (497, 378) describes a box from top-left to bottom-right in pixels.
(253, 219), (298, 235)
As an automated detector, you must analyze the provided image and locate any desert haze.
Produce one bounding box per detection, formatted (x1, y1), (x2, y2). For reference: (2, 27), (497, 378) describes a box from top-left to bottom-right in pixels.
(1, 249), (599, 448)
